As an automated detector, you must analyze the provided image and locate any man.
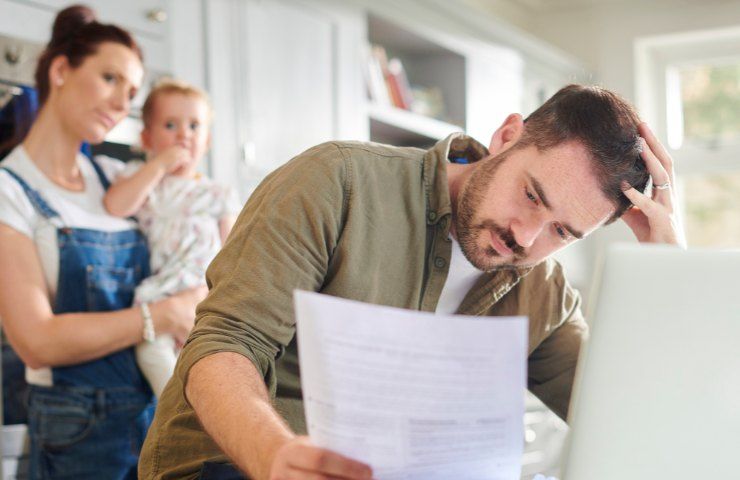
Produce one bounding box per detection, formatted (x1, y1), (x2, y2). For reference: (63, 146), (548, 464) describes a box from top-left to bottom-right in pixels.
(140, 85), (682, 479)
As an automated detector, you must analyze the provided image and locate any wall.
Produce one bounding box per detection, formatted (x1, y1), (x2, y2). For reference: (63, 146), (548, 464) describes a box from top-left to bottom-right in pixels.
(529, 0), (740, 100)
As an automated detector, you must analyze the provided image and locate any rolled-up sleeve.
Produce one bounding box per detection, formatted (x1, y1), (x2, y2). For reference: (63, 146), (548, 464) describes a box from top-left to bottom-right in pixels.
(175, 142), (350, 397)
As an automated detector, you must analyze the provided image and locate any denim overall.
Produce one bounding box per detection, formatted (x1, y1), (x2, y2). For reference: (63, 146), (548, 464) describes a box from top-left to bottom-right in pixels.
(1, 160), (155, 479)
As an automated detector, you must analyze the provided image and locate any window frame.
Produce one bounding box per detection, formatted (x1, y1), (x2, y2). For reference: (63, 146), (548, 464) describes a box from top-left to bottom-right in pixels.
(635, 26), (740, 176)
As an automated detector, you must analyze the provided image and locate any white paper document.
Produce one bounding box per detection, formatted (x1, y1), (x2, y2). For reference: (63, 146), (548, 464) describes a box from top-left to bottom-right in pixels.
(294, 291), (528, 480)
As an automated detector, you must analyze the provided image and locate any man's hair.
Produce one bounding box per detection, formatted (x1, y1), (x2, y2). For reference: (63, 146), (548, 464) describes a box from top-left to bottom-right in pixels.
(141, 78), (213, 128)
(518, 84), (649, 223)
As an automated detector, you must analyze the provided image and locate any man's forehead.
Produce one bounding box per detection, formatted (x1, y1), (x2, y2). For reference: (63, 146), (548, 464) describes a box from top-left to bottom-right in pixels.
(527, 146), (616, 235)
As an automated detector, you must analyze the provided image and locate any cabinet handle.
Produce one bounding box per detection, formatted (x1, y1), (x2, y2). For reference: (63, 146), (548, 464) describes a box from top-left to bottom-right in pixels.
(146, 8), (168, 23)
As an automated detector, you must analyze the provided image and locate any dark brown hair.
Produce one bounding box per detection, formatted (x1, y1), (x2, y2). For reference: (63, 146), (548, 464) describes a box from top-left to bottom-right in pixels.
(34, 4), (143, 105)
(518, 84), (649, 223)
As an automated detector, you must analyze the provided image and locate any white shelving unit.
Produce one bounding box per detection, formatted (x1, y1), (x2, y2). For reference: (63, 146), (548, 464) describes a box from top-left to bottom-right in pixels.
(367, 104), (463, 145)
(366, 13), (467, 147)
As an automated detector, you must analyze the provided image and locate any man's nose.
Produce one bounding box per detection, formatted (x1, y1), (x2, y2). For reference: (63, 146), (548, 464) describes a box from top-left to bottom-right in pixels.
(511, 216), (546, 249)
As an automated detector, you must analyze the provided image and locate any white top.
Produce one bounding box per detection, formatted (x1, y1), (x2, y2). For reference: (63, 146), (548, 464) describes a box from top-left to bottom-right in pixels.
(435, 237), (483, 314)
(0, 145), (134, 385)
(122, 161), (241, 304)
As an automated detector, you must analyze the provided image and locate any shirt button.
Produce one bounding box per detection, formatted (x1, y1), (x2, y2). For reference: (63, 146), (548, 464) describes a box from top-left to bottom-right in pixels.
(427, 211), (437, 222)
(434, 256), (446, 268)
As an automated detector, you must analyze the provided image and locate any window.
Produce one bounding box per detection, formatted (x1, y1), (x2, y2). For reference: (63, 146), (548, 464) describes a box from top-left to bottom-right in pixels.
(670, 61), (740, 151)
(636, 27), (740, 248)
(682, 171), (740, 247)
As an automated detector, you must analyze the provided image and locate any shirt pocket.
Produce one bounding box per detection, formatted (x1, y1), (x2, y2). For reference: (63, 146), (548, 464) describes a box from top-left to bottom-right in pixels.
(85, 265), (141, 311)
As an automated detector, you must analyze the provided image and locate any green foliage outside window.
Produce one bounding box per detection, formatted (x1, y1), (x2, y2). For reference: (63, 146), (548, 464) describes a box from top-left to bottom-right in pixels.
(680, 63), (740, 149)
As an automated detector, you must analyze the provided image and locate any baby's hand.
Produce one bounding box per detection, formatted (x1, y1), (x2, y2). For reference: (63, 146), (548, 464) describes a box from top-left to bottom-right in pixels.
(152, 146), (190, 174)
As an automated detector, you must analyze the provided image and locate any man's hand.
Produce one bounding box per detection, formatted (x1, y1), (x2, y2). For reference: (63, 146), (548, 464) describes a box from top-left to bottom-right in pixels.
(269, 436), (373, 480)
(621, 122), (686, 248)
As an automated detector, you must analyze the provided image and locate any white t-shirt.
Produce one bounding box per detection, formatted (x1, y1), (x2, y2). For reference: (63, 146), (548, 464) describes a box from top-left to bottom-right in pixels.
(435, 237), (483, 314)
(0, 145), (135, 385)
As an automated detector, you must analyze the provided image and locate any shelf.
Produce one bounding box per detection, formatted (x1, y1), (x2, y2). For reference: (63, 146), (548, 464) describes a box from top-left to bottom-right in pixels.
(366, 12), (466, 147)
(368, 103), (463, 145)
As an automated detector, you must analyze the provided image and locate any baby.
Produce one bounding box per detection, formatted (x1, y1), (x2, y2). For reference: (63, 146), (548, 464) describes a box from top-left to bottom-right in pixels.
(105, 79), (240, 397)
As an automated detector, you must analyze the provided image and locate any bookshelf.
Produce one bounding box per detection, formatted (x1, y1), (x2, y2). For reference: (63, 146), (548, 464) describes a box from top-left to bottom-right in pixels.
(367, 104), (462, 146)
(366, 13), (466, 147)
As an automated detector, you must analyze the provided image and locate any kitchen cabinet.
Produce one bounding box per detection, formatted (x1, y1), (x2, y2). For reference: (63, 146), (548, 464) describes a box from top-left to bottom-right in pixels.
(22, 0), (170, 38)
(205, 0), (366, 198)
(0, 0), (173, 73)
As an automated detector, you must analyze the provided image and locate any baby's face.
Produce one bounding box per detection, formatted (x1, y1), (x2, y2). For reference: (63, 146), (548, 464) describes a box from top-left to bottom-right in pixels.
(143, 93), (211, 176)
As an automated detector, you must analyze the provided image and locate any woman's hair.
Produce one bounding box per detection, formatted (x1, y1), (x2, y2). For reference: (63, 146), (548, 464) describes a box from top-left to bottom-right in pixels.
(35, 4), (143, 106)
(141, 78), (213, 128)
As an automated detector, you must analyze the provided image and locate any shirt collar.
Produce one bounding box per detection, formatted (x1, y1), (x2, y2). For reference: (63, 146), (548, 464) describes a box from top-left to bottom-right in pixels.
(422, 133), (490, 225)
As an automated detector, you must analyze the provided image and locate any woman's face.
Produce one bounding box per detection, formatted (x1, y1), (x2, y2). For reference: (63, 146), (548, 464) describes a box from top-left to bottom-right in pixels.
(52, 42), (144, 144)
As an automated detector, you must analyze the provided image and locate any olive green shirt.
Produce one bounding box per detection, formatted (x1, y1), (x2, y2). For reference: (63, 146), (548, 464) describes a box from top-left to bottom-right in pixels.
(140, 134), (587, 479)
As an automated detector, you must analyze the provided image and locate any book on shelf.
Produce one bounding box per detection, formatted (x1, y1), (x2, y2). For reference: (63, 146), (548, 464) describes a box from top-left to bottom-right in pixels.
(387, 58), (413, 110)
(364, 44), (391, 106)
(365, 44), (415, 111)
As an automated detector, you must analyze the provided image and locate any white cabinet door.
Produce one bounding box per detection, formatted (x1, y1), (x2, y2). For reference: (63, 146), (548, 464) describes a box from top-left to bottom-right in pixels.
(206, 0), (366, 199)
(0, 0), (173, 71)
(243, 0), (335, 180)
(8, 0), (169, 38)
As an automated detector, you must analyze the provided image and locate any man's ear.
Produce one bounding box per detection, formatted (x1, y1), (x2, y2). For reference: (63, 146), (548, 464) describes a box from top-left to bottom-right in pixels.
(488, 113), (524, 155)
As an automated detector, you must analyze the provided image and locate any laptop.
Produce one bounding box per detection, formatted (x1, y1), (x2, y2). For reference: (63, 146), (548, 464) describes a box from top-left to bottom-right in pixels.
(561, 244), (740, 480)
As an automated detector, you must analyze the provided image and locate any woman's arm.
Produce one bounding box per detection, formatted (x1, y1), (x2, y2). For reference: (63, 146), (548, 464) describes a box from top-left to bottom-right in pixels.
(104, 146), (189, 217)
(0, 223), (203, 368)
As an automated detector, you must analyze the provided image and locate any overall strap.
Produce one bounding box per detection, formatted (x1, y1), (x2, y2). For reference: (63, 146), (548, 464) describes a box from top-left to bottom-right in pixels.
(86, 156), (139, 222)
(0, 167), (61, 219)
(87, 156), (111, 190)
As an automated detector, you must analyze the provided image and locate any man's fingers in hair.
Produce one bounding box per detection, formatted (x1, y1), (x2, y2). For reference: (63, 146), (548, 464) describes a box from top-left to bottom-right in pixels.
(622, 187), (656, 217)
(638, 137), (671, 194)
(639, 122), (674, 181)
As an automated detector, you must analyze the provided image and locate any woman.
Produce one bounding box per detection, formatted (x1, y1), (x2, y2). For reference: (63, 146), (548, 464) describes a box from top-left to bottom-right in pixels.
(0, 5), (203, 478)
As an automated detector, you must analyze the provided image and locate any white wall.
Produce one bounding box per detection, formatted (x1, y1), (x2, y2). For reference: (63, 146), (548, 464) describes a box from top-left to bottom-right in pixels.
(529, 0), (740, 100)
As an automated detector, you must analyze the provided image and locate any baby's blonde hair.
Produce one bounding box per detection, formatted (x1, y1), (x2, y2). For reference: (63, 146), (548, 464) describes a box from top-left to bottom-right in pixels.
(141, 78), (213, 128)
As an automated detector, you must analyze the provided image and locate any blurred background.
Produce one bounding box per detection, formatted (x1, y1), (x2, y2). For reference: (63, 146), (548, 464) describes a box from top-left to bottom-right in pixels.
(1, 0), (739, 478)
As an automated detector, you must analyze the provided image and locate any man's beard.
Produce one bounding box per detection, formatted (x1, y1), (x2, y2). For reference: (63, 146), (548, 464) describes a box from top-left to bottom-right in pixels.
(454, 154), (527, 271)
